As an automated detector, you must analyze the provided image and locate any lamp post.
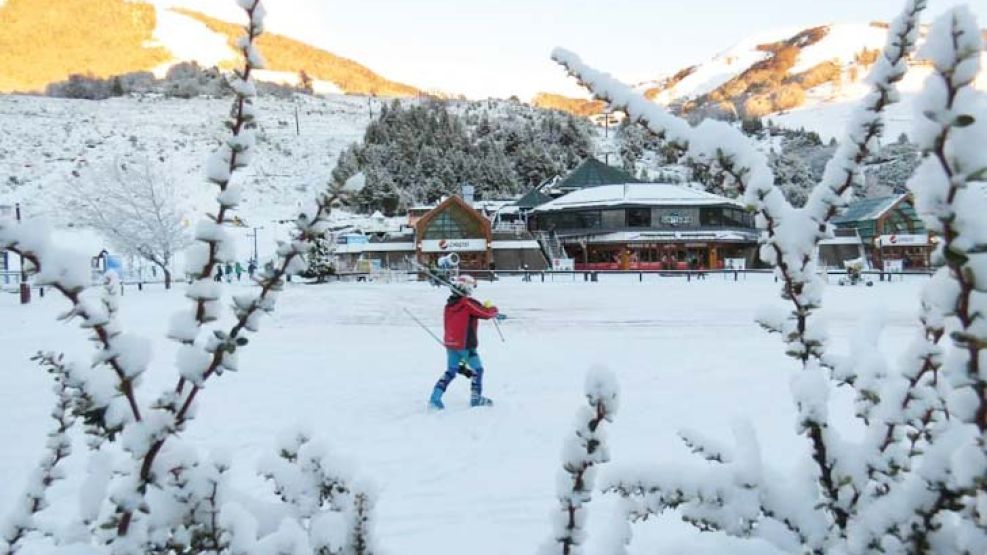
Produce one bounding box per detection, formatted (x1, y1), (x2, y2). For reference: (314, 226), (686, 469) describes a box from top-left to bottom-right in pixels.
(15, 202), (30, 304)
(248, 226), (264, 266)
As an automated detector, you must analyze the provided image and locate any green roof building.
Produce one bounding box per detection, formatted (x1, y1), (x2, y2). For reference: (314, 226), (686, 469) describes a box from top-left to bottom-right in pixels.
(831, 194), (932, 269)
(516, 158), (638, 212)
(552, 158), (639, 193)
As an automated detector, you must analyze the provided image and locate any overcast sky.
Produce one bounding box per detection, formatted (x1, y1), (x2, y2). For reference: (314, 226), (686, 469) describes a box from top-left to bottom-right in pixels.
(156, 0), (985, 99)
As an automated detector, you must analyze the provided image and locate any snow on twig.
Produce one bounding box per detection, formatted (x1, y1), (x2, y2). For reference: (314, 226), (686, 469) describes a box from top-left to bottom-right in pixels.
(541, 367), (619, 555)
(553, 0), (935, 550)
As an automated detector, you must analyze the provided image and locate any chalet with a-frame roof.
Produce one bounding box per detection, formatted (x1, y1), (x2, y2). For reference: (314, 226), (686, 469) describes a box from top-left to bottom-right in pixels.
(415, 195), (493, 271)
(830, 194), (933, 270)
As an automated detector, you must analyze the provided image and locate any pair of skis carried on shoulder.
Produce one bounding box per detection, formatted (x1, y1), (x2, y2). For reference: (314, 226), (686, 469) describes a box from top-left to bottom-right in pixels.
(405, 257), (506, 345)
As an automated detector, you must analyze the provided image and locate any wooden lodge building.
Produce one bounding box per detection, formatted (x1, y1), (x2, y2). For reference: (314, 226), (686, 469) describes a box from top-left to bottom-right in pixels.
(331, 159), (936, 276)
(825, 194), (933, 270)
(332, 195), (548, 273)
(528, 182), (758, 271)
(331, 158), (760, 274)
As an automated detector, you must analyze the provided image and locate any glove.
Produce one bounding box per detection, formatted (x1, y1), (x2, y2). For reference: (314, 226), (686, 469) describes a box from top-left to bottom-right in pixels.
(456, 362), (475, 378)
(495, 313), (507, 321)
(483, 300), (493, 308)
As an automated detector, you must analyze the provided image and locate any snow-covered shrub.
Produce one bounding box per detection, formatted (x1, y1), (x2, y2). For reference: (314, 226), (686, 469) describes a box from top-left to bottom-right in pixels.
(553, 0), (986, 552)
(44, 73), (120, 100)
(541, 367), (619, 555)
(0, 2), (375, 553)
(163, 62), (231, 98)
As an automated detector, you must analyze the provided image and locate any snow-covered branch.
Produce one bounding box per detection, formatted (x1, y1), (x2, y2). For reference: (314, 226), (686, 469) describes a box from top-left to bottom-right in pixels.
(541, 367), (619, 555)
(0, 223), (147, 425)
(553, 0), (939, 548)
(888, 7), (986, 551)
(604, 422), (826, 553)
(182, 0), (267, 329)
(0, 353), (76, 555)
(2, 0), (374, 552)
(110, 0), (268, 540)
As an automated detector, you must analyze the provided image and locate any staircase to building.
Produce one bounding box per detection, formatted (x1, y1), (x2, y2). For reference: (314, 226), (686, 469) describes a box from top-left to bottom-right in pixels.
(534, 230), (568, 262)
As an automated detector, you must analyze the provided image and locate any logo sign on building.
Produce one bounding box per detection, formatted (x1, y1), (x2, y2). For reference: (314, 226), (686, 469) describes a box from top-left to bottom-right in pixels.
(660, 212), (692, 226)
(420, 238), (488, 252)
(878, 234), (928, 247)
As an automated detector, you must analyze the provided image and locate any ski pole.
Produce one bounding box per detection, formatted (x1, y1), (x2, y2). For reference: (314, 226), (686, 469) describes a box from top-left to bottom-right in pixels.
(403, 306), (475, 378)
(492, 317), (506, 343)
(402, 307), (445, 348)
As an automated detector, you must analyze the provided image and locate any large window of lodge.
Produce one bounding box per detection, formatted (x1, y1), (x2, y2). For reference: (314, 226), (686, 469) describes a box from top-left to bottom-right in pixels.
(424, 211), (471, 239)
(723, 208), (752, 228)
(579, 210), (602, 229)
(700, 207), (752, 228)
(627, 208), (651, 228)
(601, 209), (624, 228)
(701, 207), (723, 227)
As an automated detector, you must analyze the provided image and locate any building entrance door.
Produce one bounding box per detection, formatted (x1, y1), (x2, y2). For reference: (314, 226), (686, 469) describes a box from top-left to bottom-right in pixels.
(619, 249), (631, 270)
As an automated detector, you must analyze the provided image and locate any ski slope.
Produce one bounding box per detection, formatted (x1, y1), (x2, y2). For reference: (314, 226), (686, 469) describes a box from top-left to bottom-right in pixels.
(0, 93), (372, 227)
(0, 273), (927, 553)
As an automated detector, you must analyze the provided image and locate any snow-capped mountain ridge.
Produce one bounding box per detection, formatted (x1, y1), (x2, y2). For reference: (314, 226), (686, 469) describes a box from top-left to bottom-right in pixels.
(636, 22), (916, 113)
(538, 21), (985, 138)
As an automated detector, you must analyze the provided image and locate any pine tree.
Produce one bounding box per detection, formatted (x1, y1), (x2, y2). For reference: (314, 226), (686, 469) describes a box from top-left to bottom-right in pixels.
(302, 236), (336, 282)
(333, 99), (593, 211)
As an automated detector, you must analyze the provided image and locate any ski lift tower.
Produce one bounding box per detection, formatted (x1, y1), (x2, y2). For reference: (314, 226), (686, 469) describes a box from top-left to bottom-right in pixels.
(598, 109), (619, 167)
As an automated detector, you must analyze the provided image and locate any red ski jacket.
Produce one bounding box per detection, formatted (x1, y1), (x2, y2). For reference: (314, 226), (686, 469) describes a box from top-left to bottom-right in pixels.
(443, 295), (498, 350)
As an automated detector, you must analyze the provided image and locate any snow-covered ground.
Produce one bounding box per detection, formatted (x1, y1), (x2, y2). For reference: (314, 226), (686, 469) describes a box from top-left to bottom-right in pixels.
(0, 273), (928, 553)
(0, 93), (372, 227)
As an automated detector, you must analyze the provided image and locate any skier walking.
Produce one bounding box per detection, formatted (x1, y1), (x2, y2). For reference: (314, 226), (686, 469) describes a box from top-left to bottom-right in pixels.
(429, 275), (506, 410)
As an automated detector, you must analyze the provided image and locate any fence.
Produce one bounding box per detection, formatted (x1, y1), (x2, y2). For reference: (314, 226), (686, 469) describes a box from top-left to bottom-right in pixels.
(325, 267), (934, 284)
(4, 268), (934, 294)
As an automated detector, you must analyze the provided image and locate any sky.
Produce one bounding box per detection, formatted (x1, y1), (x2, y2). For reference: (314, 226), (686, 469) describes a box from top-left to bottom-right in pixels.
(156, 0), (986, 99)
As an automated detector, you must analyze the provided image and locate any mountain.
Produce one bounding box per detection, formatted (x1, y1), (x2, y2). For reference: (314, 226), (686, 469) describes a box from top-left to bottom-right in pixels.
(0, 0), (420, 96)
(530, 92), (606, 118)
(534, 22), (987, 138)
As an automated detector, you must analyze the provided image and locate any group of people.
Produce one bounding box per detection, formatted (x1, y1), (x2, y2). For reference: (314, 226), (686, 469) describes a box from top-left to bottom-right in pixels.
(213, 260), (258, 283)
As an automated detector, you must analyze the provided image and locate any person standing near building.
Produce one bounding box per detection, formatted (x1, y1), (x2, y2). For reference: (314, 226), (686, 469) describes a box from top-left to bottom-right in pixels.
(235, 261), (244, 281)
(428, 275), (506, 410)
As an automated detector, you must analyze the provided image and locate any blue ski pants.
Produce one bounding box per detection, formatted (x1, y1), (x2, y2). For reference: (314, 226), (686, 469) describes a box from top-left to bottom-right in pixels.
(435, 348), (484, 399)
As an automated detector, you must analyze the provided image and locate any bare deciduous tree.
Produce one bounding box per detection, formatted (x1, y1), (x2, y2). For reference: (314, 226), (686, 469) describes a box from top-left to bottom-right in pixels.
(66, 158), (192, 288)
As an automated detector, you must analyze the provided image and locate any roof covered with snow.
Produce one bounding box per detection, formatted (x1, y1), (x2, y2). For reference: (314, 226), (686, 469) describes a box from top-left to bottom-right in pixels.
(832, 195), (906, 224)
(533, 183), (744, 212)
(560, 229), (758, 244)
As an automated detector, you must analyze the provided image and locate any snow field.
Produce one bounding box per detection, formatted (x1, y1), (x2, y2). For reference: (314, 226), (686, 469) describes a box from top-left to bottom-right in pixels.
(0, 274), (926, 553)
(0, 93), (372, 225)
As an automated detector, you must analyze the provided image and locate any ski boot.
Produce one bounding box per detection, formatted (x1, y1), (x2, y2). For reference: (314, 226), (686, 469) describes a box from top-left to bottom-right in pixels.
(428, 387), (445, 410)
(470, 395), (493, 408)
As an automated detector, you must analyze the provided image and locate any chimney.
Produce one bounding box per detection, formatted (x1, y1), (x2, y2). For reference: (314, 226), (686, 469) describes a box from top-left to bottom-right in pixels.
(461, 183), (475, 205)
